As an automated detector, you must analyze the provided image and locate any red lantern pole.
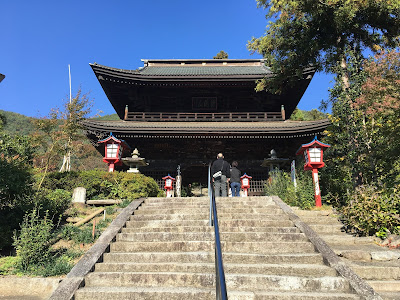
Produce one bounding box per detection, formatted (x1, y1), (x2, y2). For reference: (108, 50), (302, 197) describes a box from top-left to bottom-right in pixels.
(312, 168), (322, 207)
(296, 137), (330, 208)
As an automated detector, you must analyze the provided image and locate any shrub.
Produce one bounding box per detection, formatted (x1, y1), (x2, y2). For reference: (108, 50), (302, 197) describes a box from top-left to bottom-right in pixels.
(340, 185), (400, 235)
(265, 169), (315, 209)
(38, 170), (161, 201)
(13, 209), (53, 271)
(34, 189), (72, 220)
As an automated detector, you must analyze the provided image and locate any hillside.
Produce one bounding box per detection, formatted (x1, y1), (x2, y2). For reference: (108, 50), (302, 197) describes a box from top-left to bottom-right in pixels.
(0, 110), (119, 136)
(0, 110), (36, 136)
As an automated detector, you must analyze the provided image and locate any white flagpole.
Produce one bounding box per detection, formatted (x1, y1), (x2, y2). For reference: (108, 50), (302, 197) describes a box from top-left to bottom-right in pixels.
(60, 65), (72, 172)
(69, 64), (72, 104)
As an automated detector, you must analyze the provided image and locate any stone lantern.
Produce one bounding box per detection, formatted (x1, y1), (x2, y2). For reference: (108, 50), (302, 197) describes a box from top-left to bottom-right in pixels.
(121, 148), (148, 173)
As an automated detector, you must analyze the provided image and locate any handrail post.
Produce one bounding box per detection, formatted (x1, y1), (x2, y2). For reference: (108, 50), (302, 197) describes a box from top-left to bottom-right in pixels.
(209, 163), (212, 226)
(209, 163), (228, 300)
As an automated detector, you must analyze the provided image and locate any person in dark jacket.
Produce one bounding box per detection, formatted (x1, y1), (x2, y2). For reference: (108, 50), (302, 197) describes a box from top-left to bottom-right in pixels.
(211, 153), (230, 197)
(230, 161), (241, 197)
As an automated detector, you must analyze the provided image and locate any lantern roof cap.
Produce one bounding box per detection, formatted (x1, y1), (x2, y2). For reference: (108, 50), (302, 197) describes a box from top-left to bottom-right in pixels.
(295, 136), (330, 155)
(98, 132), (130, 148)
(162, 174), (176, 180)
(240, 173), (252, 179)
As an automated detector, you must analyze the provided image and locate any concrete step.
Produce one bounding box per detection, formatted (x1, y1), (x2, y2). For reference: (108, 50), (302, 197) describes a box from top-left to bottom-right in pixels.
(135, 213), (292, 221)
(221, 241), (316, 254)
(219, 232), (308, 242)
(248, 291), (360, 299)
(217, 213), (291, 220)
(75, 287), (361, 300)
(378, 291), (400, 300)
(116, 232), (214, 242)
(135, 208), (209, 215)
(351, 266), (400, 280)
(116, 232), (307, 243)
(122, 226), (213, 233)
(319, 234), (375, 245)
(216, 207), (285, 214)
(102, 252), (325, 265)
(130, 214), (209, 221)
(223, 253), (325, 265)
(218, 219), (294, 227)
(143, 197), (209, 203)
(103, 252), (214, 264)
(84, 272), (215, 288)
(219, 226), (300, 233)
(94, 262), (337, 277)
(292, 209), (334, 216)
(122, 226), (299, 233)
(110, 241), (214, 252)
(83, 272), (350, 293)
(224, 263), (337, 277)
(95, 262), (215, 273)
(74, 286), (215, 300)
(368, 280), (400, 292)
(141, 203), (209, 208)
(225, 274), (351, 292)
(308, 224), (344, 233)
(126, 219), (209, 227)
(299, 217), (343, 225)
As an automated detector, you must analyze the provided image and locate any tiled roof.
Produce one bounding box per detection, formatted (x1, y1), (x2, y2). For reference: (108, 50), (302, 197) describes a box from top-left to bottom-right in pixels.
(138, 66), (272, 76)
(82, 119), (330, 137)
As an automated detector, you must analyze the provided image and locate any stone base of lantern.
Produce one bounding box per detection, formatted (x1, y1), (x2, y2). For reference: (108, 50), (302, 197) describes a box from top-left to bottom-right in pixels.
(127, 167), (140, 173)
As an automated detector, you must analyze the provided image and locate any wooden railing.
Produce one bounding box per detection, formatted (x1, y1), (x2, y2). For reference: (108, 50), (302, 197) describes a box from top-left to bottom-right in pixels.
(124, 112), (284, 121)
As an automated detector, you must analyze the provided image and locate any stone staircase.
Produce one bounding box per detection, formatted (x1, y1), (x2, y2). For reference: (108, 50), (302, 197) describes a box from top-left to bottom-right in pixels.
(293, 208), (400, 300)
(74, 196), (366, 299)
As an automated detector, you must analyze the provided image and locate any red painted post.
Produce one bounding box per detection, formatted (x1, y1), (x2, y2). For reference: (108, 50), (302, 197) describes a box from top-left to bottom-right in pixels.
(312, 168), (322, 207)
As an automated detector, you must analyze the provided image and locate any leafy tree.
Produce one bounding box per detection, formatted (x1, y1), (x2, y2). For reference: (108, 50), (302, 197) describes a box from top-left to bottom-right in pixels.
(33, 89), (93, 188)
(321, 49), (400, 207)
(59, 89), (93, 172)
(290, 108), (327, 121)
(213, 50), (229, 59)
(248, 0), (400, 93)
(0, 129), (36, 249)
(0, 113), (6, 130)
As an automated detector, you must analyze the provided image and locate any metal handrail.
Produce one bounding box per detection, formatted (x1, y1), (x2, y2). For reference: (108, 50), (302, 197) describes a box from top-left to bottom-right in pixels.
(208, 164), (228, 300)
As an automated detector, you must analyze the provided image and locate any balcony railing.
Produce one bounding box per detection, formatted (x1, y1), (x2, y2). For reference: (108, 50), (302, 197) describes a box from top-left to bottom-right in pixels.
(124, 111), (284, 122)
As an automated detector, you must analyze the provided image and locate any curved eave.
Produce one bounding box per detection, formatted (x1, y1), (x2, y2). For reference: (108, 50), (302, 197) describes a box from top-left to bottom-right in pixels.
(90, 63), (273, 82)
(82, 119), (330, 136)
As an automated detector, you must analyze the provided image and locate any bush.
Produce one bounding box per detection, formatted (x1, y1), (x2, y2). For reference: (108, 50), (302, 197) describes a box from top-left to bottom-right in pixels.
(340, 185), (400, 235)
(13, 209), (53, 271)
(34, 189), (72, 220)
(264, 169), (315, 209)
(38, 170), (160, 201)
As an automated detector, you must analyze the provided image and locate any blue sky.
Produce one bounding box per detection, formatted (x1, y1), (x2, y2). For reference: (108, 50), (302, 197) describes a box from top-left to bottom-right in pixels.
(0, 0), (333, 118)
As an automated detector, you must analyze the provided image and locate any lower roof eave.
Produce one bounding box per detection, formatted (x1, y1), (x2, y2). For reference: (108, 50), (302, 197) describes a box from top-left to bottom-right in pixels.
(82, 119), (330, 138)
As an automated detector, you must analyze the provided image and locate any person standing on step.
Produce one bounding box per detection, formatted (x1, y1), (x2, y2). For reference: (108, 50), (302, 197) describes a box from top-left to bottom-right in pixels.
(211, 153), (230, 197)
(230, 161), (241, 197)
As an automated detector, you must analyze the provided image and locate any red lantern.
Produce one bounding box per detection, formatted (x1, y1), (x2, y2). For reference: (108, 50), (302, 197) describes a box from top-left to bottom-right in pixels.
(240, 173), (252, 197)
(162, 174), (176, 197)
(296, 137), (331, 207)
(98, 133), (129, 172)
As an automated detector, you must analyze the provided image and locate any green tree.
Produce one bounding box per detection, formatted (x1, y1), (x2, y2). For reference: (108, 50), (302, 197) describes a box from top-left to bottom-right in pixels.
(59, 89), (93, 172)
(33, 89), (93, 188)
(321, 49), (400, 206)
(213, 50), (229, 59)
(248, 0), (400, 93)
